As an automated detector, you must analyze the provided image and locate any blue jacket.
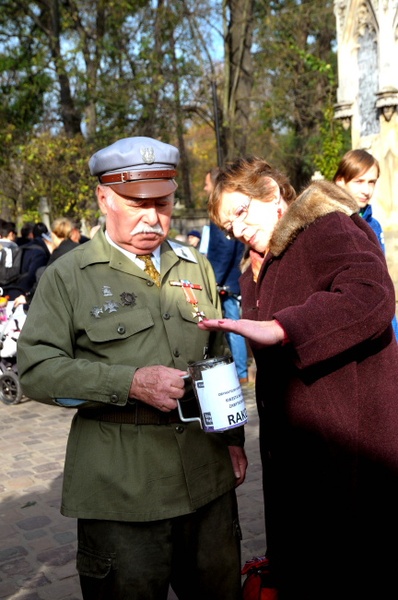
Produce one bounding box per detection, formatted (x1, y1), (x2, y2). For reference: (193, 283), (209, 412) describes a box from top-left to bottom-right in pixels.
(207, 223), (245, 295)
(360, 204), (398, 339)
(360, 204), (385, 252)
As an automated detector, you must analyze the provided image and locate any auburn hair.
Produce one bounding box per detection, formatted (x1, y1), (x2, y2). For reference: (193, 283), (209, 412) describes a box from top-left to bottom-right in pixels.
(208, 156), (296, 227)
(333, 149), (380, 183)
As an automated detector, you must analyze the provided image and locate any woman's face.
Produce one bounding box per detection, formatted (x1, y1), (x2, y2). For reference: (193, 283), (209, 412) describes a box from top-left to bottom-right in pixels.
(218, 190), (280, 254)
(335, 164), (379, 209)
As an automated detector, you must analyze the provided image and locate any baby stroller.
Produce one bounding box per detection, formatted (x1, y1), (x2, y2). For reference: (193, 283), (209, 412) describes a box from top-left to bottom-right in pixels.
(0, 291), (26, 405)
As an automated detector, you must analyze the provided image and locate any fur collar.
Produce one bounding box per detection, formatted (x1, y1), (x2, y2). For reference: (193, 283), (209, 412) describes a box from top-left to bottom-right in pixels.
(269, 181), (359, 257)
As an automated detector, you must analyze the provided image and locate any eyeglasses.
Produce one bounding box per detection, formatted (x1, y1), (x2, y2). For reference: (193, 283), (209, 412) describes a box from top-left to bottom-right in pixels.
(221, 197), (251, 239)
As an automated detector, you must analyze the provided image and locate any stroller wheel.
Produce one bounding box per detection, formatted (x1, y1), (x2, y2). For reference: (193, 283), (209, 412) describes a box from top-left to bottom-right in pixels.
(0, 370), (22, 405)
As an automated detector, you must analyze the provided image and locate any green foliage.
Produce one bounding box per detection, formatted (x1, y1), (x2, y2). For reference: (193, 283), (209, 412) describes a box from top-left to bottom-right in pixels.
(313, 105), (351, 181)
(22, 133), (98, 223)
(251, 0), (338, 189)
(0, 130), (98, 225)
(0, 0), (343, 218)
(295, 46), (350, 181)
(0, 47), (52, 144)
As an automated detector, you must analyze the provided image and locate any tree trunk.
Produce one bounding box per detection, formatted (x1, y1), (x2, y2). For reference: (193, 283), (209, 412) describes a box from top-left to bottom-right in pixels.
(170, 33), (193, 208)
(49, 0), (81, 136)
(222, 0), (254, 163)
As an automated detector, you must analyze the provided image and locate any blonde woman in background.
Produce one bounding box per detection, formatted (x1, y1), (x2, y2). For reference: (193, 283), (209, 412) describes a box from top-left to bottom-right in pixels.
(47, 217), (79, 266)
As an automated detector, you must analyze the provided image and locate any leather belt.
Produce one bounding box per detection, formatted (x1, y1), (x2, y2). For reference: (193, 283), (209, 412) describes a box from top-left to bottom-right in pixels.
(100, 169), (177, 184)
(78, 401), (182, 425)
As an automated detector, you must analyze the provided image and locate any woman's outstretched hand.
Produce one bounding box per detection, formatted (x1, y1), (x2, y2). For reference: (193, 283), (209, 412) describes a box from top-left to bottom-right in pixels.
(197, 318), (286, 347)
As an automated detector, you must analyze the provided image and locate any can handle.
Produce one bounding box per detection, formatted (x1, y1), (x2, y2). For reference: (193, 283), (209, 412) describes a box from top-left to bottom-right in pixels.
(177, 374), (203, 427)
(177, 400), (202, 427)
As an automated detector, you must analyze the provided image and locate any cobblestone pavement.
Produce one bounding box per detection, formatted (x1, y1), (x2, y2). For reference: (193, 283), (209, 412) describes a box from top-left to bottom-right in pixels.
(0, 383), (265, 599)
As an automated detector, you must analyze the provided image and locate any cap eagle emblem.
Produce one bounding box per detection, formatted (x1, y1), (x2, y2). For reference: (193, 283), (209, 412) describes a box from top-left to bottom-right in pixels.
(140, 146), (155, 164)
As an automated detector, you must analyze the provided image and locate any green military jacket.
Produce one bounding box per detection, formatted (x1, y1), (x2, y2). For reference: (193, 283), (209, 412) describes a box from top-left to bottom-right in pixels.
(17, 230), (244, 521)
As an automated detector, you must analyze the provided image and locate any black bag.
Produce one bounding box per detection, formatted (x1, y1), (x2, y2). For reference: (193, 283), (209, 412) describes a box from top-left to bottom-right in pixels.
(0, 245), (24, 286)
(0, 243), (46, 293)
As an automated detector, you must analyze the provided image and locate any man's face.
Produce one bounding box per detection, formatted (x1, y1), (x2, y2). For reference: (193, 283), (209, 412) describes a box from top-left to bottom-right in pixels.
(204, 173), (213, 195)
(70, 228), (81, 243)
(97, 185), (174, 254)
(187, 234), (200, 247)
(335, 164), (379, 210)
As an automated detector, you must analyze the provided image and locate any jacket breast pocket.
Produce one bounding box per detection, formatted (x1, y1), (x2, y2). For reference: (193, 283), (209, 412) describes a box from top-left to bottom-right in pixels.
(85, 308), (154, 343)
(175, 300), (221, 361)
(176, 299), (219, 324)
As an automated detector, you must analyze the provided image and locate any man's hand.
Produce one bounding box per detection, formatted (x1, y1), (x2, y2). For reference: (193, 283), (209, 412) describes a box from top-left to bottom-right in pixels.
(130, 365), (187, 412)
(228, 445), (248, 487)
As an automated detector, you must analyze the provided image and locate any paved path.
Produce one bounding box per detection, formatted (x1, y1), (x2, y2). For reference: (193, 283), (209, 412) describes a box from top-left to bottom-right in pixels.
(0, 384), (265, 599)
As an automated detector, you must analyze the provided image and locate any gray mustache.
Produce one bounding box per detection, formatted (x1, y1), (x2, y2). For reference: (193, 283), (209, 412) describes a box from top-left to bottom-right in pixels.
(130, 224), (164, 235)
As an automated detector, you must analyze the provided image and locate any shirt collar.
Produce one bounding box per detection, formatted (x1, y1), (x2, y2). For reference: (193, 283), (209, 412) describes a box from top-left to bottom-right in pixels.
(105, 230), (161, 269)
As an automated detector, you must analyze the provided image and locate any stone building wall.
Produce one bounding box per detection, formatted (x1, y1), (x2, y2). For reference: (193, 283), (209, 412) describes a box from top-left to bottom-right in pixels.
(385, 233), (398, 313)
(334, 0), (398, 295)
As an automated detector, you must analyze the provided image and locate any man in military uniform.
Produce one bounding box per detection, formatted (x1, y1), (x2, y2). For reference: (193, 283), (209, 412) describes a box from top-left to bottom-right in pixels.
(17, 136), (248, 600)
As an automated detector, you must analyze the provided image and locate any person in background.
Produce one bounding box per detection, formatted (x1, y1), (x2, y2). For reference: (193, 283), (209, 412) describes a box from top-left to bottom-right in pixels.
(16, 222), (35, 246)
(30, 222), (54, 261)
(197, 155), (398, 600)
(47, 217), (79, 266)
(0, 220), (18, 245)
(0, 219), (18, 251)
(205, 167), (248, 384)
(10, 223), (53, 304)
(186, 229), (201, 248)
(0, 220), (19, 297)
(70, 222), (90, 244)
(0, 220), (18, 287)
(17, 136), (247, 600)
(333, 148), (398, 340)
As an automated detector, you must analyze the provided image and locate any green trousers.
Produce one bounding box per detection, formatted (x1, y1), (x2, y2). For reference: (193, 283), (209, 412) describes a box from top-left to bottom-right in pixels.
(77, 490), (242, 600)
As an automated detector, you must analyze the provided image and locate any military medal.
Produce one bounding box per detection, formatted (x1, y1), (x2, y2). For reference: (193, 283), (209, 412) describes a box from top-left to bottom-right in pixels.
(120, 292), (137, 307)
(102, 285), (113, 297)
(90, 287), (138, 319)
(169, 279), (206, 321)
(90, 306), (104, 318)
(103, 300), (119, 313)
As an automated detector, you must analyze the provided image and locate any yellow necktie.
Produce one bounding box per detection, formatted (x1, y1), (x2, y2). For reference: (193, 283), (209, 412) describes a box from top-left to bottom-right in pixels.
(140, 254), (161, 287)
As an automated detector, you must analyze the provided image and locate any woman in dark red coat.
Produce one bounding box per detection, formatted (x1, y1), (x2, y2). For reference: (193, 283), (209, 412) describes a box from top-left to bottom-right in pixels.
(198, 157), (398, 600)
